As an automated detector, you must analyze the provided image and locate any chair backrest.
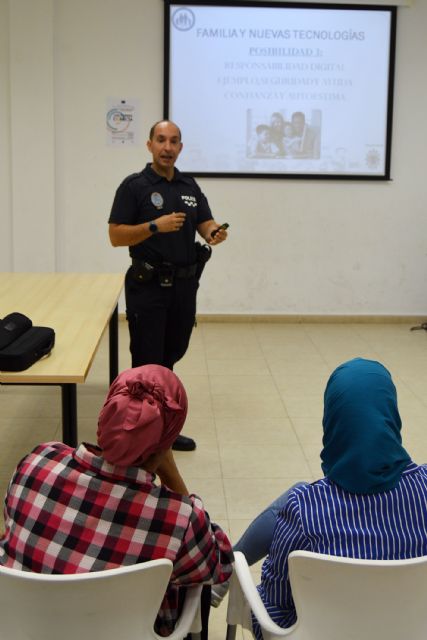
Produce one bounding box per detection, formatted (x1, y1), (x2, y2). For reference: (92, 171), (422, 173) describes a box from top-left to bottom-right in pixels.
(0, 559), (194, 640)
(288, 551), (427, 640)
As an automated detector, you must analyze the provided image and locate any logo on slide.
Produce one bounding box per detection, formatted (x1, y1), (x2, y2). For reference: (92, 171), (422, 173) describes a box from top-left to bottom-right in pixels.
(172, 7), (195, 31)
(365, 148), (380, 169)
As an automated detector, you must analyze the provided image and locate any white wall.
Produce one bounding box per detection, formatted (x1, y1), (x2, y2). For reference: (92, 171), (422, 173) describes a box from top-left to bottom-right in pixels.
(0, 0), (12, 270)
(5, 0), (56, 271)
(2, 0), (427, 315)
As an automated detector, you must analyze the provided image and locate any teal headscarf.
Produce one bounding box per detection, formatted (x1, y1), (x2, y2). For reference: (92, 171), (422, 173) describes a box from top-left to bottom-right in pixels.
(321, 358), (411, 494)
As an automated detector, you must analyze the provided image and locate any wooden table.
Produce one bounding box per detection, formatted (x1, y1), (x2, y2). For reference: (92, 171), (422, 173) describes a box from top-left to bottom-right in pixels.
(0, 273), (124, 447)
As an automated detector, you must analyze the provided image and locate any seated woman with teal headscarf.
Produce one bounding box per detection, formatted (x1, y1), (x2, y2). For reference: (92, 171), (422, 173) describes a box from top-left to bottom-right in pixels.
(212, 358), (427, 636)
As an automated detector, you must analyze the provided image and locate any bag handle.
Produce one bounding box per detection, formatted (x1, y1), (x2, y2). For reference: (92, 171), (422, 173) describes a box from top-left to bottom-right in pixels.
(0, 313), (32, 350)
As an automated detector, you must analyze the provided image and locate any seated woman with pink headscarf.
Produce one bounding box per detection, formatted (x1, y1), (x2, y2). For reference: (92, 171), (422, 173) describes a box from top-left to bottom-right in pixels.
(0, 365), (233, 637)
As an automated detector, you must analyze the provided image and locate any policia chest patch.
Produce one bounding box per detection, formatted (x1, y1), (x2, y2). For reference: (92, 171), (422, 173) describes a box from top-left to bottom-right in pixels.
(181, 195), (197, 208)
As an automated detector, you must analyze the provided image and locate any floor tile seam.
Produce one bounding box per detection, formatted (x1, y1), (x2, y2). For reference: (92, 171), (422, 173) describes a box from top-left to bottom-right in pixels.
(214, 425), (234, 525)
(288, 414), (321, 452)
(250, 329), (295, 427)
(221, 473), (313, 481)
(391, 372), (427, 408)
(283, 414), (323, 483)
(308, 328), (397, 369)
(207, 382), (235, 526)
(351, 323), (415, 355)
(300, 322), (346, 370)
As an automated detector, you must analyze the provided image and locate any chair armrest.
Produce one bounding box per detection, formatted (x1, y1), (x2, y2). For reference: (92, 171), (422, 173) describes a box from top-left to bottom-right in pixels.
(166, 584), (203, 640)
(228, 552), (297, 638)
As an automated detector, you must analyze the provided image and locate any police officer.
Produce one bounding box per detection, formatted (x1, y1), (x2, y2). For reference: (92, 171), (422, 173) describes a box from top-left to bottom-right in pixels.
(108, 120), (228, 451)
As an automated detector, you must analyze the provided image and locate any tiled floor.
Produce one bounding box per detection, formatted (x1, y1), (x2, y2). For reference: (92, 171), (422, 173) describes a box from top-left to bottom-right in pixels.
(2, 319), (427, 639)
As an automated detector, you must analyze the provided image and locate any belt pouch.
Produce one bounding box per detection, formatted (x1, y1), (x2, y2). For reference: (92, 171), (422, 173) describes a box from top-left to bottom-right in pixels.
(158, 264), (174, 288)
(131, 260), (155, 283)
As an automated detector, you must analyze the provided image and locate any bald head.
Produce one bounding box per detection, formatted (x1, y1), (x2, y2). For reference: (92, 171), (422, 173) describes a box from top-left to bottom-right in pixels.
(149, 120), (182, 141)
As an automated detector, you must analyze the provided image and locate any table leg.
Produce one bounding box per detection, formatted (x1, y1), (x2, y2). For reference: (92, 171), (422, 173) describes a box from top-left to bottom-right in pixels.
(109, 303), (119, 384)
(61, 384), (77, 447)
(226, 625), (237, 640)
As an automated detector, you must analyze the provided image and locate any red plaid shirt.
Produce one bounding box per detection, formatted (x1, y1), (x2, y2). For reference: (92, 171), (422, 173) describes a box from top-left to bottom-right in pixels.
(0, 442), (233, 635)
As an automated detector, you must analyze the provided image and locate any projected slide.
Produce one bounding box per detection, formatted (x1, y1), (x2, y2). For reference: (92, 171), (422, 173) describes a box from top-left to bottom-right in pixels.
(165, 2), (396, 179)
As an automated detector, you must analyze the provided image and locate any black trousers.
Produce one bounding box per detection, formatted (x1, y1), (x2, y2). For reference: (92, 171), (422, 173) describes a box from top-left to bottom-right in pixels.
(125, 267), (199, 370)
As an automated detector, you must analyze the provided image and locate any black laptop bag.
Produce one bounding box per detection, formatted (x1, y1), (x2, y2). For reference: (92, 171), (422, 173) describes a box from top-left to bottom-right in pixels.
(0, 312), (55, 372)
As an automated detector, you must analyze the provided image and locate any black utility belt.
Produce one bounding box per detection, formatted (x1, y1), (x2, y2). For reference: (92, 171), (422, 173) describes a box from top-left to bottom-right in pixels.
(131, 258), (197, 287)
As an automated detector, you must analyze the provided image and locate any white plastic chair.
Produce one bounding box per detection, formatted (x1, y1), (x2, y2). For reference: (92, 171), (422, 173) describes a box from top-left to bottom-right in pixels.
(0, 558), (202, 640)
(226, 550), (427, 640)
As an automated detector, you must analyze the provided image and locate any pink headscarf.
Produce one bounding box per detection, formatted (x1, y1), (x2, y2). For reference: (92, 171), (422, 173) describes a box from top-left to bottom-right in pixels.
(97, 365), (188, 467)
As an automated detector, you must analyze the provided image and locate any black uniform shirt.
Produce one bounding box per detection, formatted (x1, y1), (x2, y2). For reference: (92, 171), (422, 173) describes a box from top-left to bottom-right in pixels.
(109, 163), (213, 265)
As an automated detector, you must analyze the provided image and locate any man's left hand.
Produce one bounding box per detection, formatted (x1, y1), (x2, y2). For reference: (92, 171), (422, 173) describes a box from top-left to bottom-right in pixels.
(208, 227), (228, 245)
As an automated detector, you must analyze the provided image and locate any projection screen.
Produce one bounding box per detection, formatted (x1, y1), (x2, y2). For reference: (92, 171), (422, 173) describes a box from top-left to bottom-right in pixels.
(164, 2), (397, 180)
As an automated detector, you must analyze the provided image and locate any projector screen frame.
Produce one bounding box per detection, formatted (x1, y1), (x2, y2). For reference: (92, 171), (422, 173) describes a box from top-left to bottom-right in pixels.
(164, 1), (397, 181)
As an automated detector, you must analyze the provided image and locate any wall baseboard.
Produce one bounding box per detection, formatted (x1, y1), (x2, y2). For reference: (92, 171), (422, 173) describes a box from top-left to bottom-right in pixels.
(118, 313), (427, 324)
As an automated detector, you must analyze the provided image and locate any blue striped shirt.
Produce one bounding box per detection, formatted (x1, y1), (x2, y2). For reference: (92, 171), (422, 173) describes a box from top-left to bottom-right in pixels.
(255, 463), (427, 637)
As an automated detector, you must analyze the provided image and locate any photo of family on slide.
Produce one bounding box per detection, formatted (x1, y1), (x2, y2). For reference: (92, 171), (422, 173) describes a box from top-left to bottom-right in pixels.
(247, 109), (321, 160)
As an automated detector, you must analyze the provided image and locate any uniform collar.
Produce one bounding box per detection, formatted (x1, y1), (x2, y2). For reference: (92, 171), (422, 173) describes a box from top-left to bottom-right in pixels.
(143, 162), (191, 185)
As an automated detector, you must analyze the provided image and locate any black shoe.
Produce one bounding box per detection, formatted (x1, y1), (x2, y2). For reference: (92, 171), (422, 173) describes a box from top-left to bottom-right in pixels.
(172, 435), (196, 451)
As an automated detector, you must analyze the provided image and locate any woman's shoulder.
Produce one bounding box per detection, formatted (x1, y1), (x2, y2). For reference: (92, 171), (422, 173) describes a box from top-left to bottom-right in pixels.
(403, 461), (427, 478)
(291, 477), (336, 502)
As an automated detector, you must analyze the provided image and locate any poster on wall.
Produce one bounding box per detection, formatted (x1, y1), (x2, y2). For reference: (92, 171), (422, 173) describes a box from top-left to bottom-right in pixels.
(106, 98), (140, 146)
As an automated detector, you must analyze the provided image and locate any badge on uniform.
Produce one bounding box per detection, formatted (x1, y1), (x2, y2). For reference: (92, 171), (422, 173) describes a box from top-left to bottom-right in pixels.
(151, 192), (164, 210)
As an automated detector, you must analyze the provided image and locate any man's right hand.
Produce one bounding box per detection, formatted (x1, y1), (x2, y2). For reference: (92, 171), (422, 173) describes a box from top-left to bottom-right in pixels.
(156, 212), (186, 233)
(108, 213), (186, 247)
